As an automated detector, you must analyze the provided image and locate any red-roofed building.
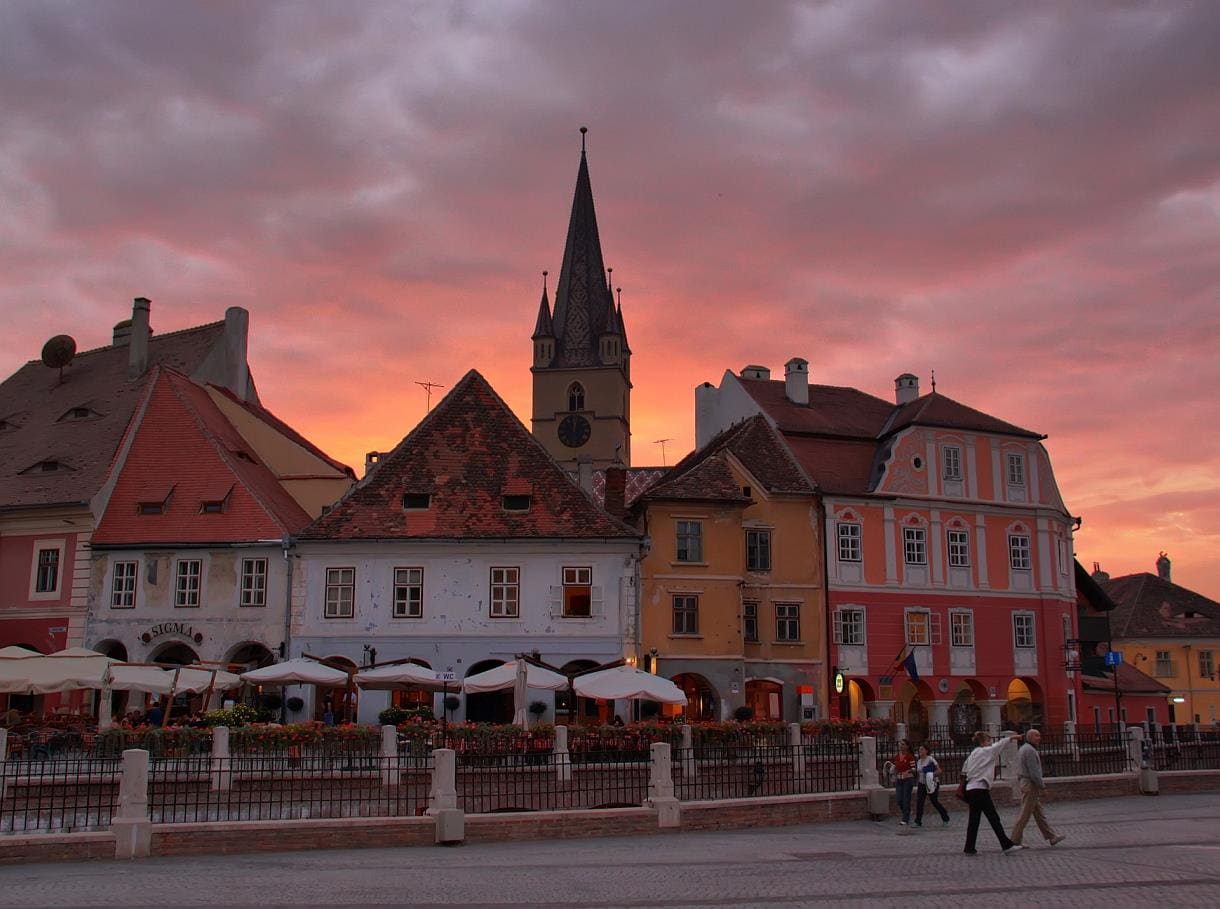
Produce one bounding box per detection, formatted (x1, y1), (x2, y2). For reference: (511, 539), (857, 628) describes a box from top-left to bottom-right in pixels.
(292, 370), (642, 725)
(695, 361), (1081, 736)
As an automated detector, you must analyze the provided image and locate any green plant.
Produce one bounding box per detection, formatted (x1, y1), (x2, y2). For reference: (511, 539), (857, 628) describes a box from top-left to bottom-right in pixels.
(378, 705), (434, 726)
(528, 700), (548, 716)
(203, 703), (259, 727)
(733, 705), (755, 722)
(443, 695), (461, 712)
(285, 696), (305, 712)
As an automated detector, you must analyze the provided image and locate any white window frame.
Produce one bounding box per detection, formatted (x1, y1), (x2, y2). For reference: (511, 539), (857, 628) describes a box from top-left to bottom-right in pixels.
(1006, 452), (1026, 487)
(490, 567), (520, 618)
(775, 602), (800, 642)
(947, 529), (970, 568)
(905, 609), (931, 646)
(950, 609), (974, 647)
(676, 520), (703, 562)
(1056, 537), (1069, 575)
(833, 607), (866, 646)
(903, 527), (927, 565)
(1009, 534), (1031, 570)
(942, 445), (962, 481)
(1013, 612), (1035, 649)
(29, 539), (67, 600)
(1154, 650), (1174, 678)
(672, 594), (699, 635)
(562, 566), (592, 617)
(240, 558), (268, 608)
(393, 567), (424, 618)
(110, 560), (138, 609)
(174, 559), (202, 609)
(837, 522), (862, 562)
(324, 567), (355, 618)
(1200, 650), (1215, 680)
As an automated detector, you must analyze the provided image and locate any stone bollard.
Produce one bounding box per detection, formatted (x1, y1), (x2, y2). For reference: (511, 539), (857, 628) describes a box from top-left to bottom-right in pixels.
(554, 725), (572, 783)
(859, 735), (879, 788)
(680, 723), (696, 781)
(112, 749), (152, 859)
(210, 726), (230, 792)
(647, 741), (680, 828)
(997, 734), (1020, 781)
(428, 748), (464, 844)
(1064, 720), (1080, 763)
(380, 725), (399, 788)
(789, 723), (805, 775)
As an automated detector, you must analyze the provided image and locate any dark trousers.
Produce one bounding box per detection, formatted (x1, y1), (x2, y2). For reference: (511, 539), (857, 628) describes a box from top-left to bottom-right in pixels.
(964, 787), (1013, 853)
(895, 778), (914, 822)
(915, 783), (949, 823)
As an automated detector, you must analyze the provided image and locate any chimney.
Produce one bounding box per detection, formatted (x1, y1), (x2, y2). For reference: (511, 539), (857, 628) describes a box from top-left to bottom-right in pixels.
(224, 307), (250, 401)
(365, 451), (381, 476)
(740, 365), (771, 380)
(604, 466), (628, 520)
(112, 321), (131, 346)
(895, 373), (920, 405)
(784, 358), (809, 405)
(1156, 552), (1171, 582)
(128, 297), (151, 379)
(576, 456), (594, 494)
(1091, 561), (1110, 584)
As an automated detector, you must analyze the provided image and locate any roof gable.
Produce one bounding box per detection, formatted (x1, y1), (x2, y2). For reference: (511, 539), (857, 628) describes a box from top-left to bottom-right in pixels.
(298, 370), (638, 541)
(1103, 572), (1220, 638)
(882, 391), (1042, 440)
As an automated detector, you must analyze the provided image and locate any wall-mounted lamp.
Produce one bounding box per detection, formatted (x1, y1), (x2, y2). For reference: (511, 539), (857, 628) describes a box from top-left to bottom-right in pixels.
(362, 644), (377, 668)
(1172, 696), (1186, 704)
(626, 655), (637, 666)
(276, 641), (286, 659)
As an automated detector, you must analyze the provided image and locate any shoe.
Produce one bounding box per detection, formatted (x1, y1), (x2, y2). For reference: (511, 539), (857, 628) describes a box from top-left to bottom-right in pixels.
(899, 820), (908, 826)
(942, 819), (951, 827)
(1003, 844), (1025, 855)
(963, 849), (978, 855)
(1050, 834), (1066, 846)
(913, 822), (922, 828)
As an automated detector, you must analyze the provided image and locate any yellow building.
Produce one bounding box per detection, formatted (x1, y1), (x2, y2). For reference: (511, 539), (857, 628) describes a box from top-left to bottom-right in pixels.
(635, 416), (827, 722)
(1102, 555), (1220, 726)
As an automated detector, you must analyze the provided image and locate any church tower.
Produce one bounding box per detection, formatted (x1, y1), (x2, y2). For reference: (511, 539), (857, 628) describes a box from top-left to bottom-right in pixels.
(531, 129), (631, 471)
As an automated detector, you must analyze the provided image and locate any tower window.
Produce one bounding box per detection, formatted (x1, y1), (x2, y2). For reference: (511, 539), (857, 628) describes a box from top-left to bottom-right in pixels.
(567, 382), (585, 412)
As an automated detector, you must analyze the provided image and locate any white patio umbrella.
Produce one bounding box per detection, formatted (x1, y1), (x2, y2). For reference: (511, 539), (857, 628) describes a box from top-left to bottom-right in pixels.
(240, 658), (350, 686)
(0, 647), (118, 694)
(461, 660), (568, 693)
(354, 662), (449, 691)
(512, 660), (529, 727)
(574, 665), (688, 705)
(0, 645), (40, 659)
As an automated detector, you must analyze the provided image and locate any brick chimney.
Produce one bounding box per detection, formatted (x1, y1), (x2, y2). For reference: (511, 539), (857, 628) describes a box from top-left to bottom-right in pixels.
(784, 357), (809, 405)
(1156, 552), (1171, 582)
(128, 297), (151, 379)
(895, 373), (920, 405)
(604, 466), (628, 520)
(1091, 561), (1110, 583)
(224, 307), (250, 402)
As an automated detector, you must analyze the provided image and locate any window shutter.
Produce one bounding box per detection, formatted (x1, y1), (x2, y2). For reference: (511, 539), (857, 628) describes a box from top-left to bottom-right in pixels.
(833, 610), (845, 644)
(548, 585), (562, 618)
(591, 585), (604, 616)
(931, 612), (943, 645)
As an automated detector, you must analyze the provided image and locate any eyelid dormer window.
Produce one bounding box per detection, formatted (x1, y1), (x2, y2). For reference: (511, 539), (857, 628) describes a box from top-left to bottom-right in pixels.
(502, 495), (531, 512)
(402, 493), (431, 510)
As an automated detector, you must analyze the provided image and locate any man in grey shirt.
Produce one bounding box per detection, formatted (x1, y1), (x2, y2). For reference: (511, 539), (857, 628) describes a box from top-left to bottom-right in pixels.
(1010, 728), (1066, 847)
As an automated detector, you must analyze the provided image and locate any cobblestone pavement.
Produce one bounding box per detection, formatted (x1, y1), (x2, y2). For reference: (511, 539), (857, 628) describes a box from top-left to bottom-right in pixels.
(2, 793), (1218, 908)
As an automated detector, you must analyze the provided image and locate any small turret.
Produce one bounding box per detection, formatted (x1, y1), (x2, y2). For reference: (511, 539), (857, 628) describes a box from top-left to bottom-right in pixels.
(532, 271), (555, 368)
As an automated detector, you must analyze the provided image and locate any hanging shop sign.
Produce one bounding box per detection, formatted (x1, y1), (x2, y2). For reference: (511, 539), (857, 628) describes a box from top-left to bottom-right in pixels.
(140, 622), (204, 645)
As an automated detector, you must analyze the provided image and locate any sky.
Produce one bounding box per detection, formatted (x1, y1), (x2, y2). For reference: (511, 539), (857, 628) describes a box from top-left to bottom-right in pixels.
(2, 1), (1219, 596)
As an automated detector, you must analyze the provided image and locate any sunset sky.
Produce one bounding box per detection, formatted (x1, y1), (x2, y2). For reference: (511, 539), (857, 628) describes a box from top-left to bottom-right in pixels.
(3, 1), (1219, 596)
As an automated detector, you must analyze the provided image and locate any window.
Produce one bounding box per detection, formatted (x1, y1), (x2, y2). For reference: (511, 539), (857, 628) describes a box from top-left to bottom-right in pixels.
(111, 561), (137, 608)
(402, 493), (431, 510)
(676, 521), (703, 562)
(745, 529), (771, 572)
(1013, 613), (1035, 648)
(950, 610), (974, 647)
(567, 382), (585, 412)
(393, 568), (424, 618)
(240, 558), (267, 607)
(174, 560), (202, 608)
(837, 523), (862, 562)
(743, 601), (759, 643)
(906, 610), (931, 646)
(1057, 538), (1069, 575)
(200, 501), (224, 514)
(35, 548), (60, 593)
(943, 446), (962, 480)
(562, 566), (592, 617)
(947, 529), (970, 567)
(775, 603), (800, 642)
(324, 567), (355, 618)
(1009, 534), (1031, 570)
(1007, 452), (1026, 486)
(1154, 650), (1174, 678)
(833, 608), (865, 645)
(1200, 650), (1215, 679)
(490, 567), (519, 617)
(672, 595), (699, 635)
(138, 502), (164, 515)
(502, 495), (531, 512)
(903, 527), (927, 565)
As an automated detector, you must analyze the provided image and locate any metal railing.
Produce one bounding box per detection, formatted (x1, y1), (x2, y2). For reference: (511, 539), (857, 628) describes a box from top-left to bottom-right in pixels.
(1039, 731), (1131, 777)
(456, 749), (650, 812)
(674, 742), (860, 801)
(1, 757), (120, 833)
(1146, 726), (1220, 772)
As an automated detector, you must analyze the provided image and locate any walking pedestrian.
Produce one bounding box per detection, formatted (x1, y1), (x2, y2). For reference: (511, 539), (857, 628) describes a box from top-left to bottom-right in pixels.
(961, 730), (1024, 855)
(1010, 728), (1067, 847)
(892, 739), (916, 825)
(914, 743), (950, 827)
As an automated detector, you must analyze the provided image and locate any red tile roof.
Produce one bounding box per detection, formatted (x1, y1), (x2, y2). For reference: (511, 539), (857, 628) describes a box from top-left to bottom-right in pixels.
(0, 321), (226, 509)
(93, 368), (312, 545)
(1103, 572), (1220, 639)
(740, 378), (894, 439)
(882, 392), (1042, 440)
(590, 467), (668, 507)
(297, 370), (639, 541)
(1080, 662), (1172, 695)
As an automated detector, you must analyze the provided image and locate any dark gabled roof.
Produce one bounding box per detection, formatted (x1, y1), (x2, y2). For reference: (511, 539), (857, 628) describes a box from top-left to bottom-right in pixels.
(1103, 572), (1220, 639)
(642, 453), (752, 505)
(1075, 560), (1117, 612)
(297, 370), (639, 541)
(740, 378), (894, 439)
(1080, 662), (1172, 695)
(0, 321), (226, 510)
(881, 392), (1042, 440)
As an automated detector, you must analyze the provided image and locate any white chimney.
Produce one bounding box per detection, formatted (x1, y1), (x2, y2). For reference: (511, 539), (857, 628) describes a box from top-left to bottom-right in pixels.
(895, 373), (920, 405)
(576, 456), (594, 494)
(224, 307), (251, 401)
(128, 297), (151, 378)
(784, 358), (809, 405)
(740, 365), (771, 380)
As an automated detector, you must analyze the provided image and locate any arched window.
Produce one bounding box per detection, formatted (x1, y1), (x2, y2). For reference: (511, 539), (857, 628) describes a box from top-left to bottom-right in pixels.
(567, 382), (585, 412)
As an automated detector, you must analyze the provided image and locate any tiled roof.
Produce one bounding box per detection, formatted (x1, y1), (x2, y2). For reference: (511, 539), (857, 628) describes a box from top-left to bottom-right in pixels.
(1103, 572), (1220, 639)
(590, 467), (668, 507)
(0, 322), (226, 509)
(882, 392), (1042, 440)
(209, 385), (354, 478)
(94, 369), (312, 545)
(783, 436), (880, 496)
(1080, 662), (1172, 695)
(740, 378), (894, 439)
(1075, 560), (1117, 611)
(642, 452), (751, 504)
(297, 370), (639, 541)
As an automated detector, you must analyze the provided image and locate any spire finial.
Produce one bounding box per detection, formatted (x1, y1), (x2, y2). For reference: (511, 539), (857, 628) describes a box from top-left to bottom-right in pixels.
(931, 369), (937, 392)
(542, 269), (548, 292)
(616, 286), (622, 306)
(606, 266), (613, 291)
(580, 126), (587, 154)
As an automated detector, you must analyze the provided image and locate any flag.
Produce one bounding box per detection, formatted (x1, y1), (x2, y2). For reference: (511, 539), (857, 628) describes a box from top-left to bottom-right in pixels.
(903, 649), (920, 683)
(887, 643), (912, 675)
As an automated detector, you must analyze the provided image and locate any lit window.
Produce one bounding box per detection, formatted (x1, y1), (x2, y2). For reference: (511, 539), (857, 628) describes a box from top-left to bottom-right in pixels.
(324, 567), (355, 618)
(906, 610), (930, 646)
(393, 568), (424, 618)
(743, 601), (759, 643)
(672, 595), (699, 635)
(775, 603), (800, 642)
(111, 561), (137, 608)
(947, 529), (970, 567)
(35, 548), (60, 593)
(837, 523), (861, 562)
(240, 559), (267, 607)
(175, 560), (202, 608)
(746, 529), (771, 572)
(834, 608), (865, 645)
(490, 567), (519, 617)
(1009, 534), (1031, 570)
(562, 566), (592, 617)
(1013, 613), (1035, 648)
(951, 611), (974, 647)
(1007, 453), (1026, 486)
(943, 446), (962, 481)
(903, 527), (927, 565)
(676, 521), (703, 562)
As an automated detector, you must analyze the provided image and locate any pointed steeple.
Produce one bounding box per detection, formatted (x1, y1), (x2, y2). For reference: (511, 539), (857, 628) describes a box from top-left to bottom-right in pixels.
(532, 270), (553, 339)
(550, 127), (615, 367)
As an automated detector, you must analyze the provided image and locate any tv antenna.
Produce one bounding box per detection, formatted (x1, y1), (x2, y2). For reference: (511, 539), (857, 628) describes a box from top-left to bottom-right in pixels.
(415, 381), (444, 412)
(653, 438), (674, 466)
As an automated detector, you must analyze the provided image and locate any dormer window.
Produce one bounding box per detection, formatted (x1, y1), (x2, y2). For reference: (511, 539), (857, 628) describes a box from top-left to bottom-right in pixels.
(502, 494), (532, 512)
(40, 461), (61, 472)
(138, 502), (164, 515)
(136, 483), (173, 516)
(199, 484), (232, 515)
(58, 406), (98, 422)
(200, 501), (225, 514)
(402, 493), (431, 510)
(20, 459), (75, 475)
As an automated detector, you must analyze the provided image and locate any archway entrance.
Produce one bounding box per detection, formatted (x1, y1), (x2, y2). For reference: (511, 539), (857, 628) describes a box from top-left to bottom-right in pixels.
(465, 660), (513, 725)
(1004, 677), (1043, 730)
(556, 660), (606, 726)
(670, 673), (718, 722)
(839, 678), (873, 721)
(313, 656), (358, 724)
(896, 680), (933, 742)
(391, 659), (434, 712)
(225, 642), (274, 672)
(745, 680), (783, 721)
(949, 682), (983, 741)
(150, 642), (199, 666)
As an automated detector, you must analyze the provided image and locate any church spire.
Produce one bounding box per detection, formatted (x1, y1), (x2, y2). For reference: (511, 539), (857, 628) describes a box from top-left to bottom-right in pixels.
(532, 270), (553, 339)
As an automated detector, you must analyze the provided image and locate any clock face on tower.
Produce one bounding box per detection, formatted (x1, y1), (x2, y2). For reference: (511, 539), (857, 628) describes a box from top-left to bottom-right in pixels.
(557, 414), (591, 448)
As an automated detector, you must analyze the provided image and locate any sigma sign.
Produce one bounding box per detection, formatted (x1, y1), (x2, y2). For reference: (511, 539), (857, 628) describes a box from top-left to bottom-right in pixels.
(140, 622), (204, 645)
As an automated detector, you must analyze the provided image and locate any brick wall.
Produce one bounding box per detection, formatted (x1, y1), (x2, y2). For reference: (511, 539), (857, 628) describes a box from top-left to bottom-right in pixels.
(464, 807), (658, 843)
(0, 832), (114, 865)
(1155, 770), (1220, 795)
(151, 816), (434, 857)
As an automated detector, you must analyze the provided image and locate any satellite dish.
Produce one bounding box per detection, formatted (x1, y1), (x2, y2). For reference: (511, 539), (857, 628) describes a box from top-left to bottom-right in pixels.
(41, 335), (77, 383)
